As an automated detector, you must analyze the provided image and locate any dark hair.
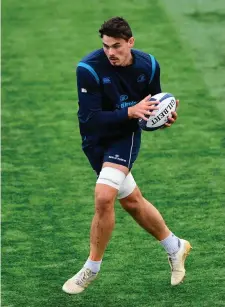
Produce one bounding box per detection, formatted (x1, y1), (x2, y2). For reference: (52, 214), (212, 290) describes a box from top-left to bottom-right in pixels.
(99, 17), (133, 41)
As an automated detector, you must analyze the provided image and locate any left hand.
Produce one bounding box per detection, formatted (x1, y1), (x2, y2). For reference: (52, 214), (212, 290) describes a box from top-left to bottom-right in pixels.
(163, 99), (179, 128)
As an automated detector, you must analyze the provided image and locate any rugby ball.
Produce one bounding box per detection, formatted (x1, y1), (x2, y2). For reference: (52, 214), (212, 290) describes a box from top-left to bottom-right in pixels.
(139, 92), (176, 131)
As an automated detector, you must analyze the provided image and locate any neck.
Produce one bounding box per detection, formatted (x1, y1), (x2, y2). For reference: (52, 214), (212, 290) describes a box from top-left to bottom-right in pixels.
(121, 52), (133, 66)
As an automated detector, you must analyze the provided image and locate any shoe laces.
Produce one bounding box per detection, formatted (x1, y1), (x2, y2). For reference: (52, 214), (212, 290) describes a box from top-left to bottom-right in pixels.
(168, 254), (180, 271)
(75, 269), (93, 286)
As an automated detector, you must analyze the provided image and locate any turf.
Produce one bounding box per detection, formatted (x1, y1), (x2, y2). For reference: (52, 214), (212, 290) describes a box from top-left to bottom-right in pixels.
(2, 0), (225, 306)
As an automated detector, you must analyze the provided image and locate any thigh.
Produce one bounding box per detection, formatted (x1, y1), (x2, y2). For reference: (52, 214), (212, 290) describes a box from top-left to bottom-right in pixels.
(103, 130), (141, 170)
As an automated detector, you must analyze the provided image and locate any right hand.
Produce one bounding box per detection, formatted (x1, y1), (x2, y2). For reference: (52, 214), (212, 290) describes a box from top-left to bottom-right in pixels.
(128, 94), (159, 121)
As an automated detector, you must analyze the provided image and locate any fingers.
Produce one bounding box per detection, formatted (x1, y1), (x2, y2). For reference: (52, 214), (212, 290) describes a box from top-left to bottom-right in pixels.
(142, 102), (159, 112)
(148, 106), (159, 111)
(171, 111), (177, 120)
(176, 99), (179, 108)
(144, 94), (151, 101)
(167, 117), (175, 124)
(164, 123), (172, 128)
(139, 114), (149, 121)
(139, 110), (156, 121)
(164, 112), (177, 127)
(143, 95), (160, 104)
(137, 97), (179, 123)
(147, 100), (160, 106)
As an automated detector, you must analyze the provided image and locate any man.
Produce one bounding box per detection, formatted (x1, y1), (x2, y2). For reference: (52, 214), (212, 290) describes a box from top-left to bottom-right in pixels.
(62, 17), (191, 294)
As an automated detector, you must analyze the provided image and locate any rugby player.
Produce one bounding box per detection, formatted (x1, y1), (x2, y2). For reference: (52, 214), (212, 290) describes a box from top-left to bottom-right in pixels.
(62, 17), (191, 294)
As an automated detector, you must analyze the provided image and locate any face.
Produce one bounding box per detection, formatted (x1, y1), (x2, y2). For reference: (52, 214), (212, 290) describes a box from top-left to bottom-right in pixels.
(102, 35), (135, 66)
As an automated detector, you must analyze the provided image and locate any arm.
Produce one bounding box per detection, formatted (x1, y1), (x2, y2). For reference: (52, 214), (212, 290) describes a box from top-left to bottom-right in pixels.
(77, 65), (128, 132)
(77, 64), (160, 132)
(148, 59), (162, 95)
(148, 59), (179, 128)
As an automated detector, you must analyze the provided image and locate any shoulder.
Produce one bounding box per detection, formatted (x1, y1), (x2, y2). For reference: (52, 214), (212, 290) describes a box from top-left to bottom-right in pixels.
(132, 49), (159, 68)
(76, 49), (108, 84)
(133, 49), (160, 82)
(80, 48), (105, 63)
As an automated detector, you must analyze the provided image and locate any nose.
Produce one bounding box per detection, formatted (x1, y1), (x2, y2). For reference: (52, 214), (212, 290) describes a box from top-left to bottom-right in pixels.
(108, 48), (115, 56)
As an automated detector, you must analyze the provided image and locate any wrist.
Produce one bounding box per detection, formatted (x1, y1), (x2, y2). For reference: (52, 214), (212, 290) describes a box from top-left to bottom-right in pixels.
(128, 107), (133, 119)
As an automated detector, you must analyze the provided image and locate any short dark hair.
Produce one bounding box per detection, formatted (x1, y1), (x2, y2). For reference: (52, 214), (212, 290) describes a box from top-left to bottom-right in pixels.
(99, 17), (133, 41)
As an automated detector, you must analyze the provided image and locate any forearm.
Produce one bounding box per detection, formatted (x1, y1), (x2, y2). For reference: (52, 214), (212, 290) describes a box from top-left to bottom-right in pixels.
(79, 108), (129, 131)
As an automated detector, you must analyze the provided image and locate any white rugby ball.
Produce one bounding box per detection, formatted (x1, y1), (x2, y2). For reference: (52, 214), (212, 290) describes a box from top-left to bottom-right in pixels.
(139, 92), (176, 131)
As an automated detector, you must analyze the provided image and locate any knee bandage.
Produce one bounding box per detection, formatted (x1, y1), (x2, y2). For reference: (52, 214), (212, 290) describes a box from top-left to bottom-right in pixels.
(96, 167), (126, 190)
(117, 172), (137, 199)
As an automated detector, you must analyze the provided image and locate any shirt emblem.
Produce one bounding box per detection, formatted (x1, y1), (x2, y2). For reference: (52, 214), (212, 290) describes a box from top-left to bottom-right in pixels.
(137, 74), (146, 83)
(120, 95), (128, 102)
(102, 77), (111, 84)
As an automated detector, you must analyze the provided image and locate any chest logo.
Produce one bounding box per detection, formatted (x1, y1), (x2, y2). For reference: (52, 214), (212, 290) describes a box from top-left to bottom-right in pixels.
(120, 95), (128, 102)
(102, 77), (111, 84)
(137, 74), (146, 83)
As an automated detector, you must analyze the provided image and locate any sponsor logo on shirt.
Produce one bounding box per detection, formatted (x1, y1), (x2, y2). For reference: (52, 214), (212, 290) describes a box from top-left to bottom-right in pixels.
(120, 95), (128, 102)
(137, 74), (146, 83)
(81, 88), (87, 93)
(102, 77), (111, 84)
(116, 101), (137, 109)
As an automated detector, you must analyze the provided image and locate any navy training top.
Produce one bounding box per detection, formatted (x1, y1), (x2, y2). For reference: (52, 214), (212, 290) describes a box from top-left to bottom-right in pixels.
(76, 48), (162, 148)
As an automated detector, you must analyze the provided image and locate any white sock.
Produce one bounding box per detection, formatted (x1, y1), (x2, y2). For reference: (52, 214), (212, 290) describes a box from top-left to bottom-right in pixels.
(83, 258), (102, 273)
(160, 232), (181, 255)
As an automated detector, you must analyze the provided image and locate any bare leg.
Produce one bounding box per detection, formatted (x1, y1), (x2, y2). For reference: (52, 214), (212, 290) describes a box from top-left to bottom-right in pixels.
(62, 164), (129, 294)
(89, 184), (117, 261)
(119, 186), (170, 240)
(90, 162), (129, 260)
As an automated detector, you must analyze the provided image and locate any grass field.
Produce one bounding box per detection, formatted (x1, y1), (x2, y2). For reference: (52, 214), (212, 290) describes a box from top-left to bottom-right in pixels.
(2, 0), (225, 306)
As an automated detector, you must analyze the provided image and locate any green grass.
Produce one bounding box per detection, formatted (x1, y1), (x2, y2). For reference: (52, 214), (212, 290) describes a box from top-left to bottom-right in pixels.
(2, 0), (225, 306)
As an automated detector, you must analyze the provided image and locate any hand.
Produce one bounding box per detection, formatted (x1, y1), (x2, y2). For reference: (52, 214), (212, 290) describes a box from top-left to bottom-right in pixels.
(163, 99), (179, 128)
(128, 94), (159, 121)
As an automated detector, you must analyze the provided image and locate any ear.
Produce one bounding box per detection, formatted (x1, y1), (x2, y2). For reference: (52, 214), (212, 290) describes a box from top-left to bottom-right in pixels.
(128, 37), (135, 48)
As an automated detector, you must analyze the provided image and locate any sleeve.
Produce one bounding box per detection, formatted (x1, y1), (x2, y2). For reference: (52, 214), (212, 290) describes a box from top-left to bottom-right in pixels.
(148, 58), (162, 96)
(76, 65), (129, 132)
